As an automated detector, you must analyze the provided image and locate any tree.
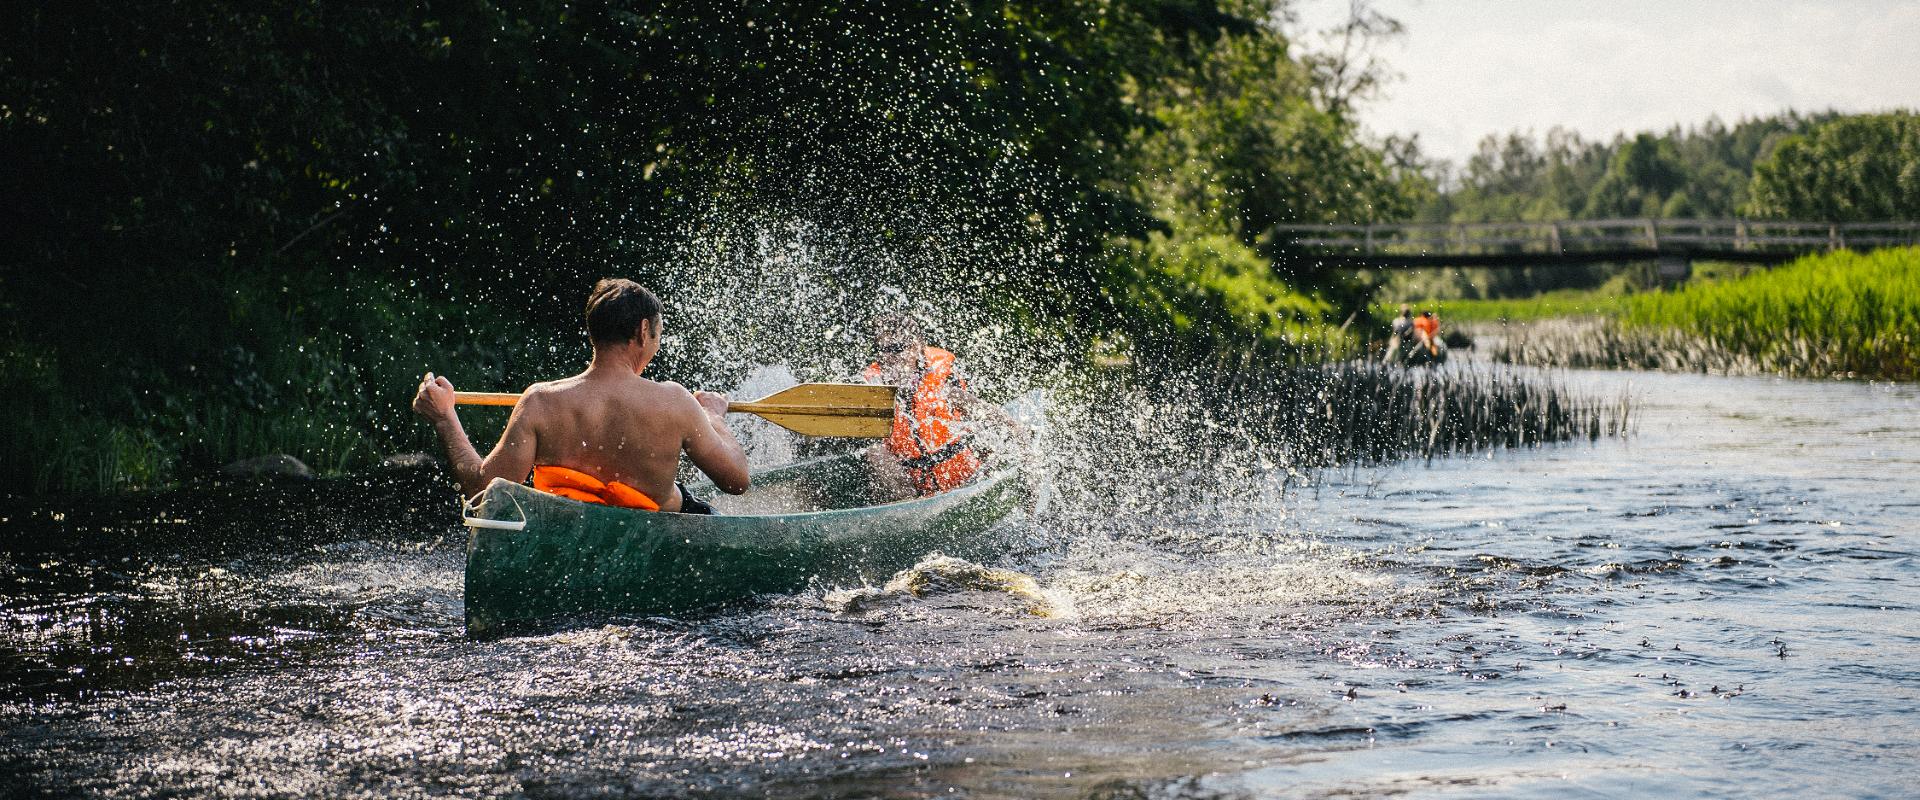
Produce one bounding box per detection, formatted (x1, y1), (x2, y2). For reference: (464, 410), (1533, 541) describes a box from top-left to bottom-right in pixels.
(1747, 112), (1920, 221)
(1584, 133), (1687, 218)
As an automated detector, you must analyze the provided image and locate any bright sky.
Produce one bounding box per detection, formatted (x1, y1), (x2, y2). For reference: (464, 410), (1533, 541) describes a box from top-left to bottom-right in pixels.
(1292, 0), (1920, 165)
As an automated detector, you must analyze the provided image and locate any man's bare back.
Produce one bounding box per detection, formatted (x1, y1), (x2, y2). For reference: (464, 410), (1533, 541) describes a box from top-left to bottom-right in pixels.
(411, 279), (749, 511)
(501, 373), (746, 510)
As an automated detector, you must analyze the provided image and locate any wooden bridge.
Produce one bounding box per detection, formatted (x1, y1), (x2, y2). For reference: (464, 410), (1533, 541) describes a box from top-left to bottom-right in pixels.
(1270, 218), (1920, 270)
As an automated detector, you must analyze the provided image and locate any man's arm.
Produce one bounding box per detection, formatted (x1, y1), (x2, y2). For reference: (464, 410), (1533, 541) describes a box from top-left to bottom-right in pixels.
(413, 373), (539, 498)
(683, 389), (750, 494)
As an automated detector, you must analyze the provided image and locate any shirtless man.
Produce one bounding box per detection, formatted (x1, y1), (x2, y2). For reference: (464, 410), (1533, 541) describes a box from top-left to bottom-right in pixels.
(410, 278), (749, 513)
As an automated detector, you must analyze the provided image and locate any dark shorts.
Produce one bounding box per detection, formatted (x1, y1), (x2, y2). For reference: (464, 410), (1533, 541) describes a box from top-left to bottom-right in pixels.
(676, 482), (715, 515)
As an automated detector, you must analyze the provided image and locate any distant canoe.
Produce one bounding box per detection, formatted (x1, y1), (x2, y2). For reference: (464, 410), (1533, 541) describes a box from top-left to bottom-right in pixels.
(462, 452), (1027, 636)
(1389, 335), (1448, 366)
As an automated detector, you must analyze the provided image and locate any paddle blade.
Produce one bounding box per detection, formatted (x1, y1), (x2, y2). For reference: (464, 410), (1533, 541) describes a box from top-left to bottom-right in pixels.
(743, 383), (897, 416)
(729, 382), (898, 439)
(753, 411), (894, 438)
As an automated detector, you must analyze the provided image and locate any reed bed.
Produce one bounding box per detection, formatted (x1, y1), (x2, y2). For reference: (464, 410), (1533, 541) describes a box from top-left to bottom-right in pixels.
(1474, 317), (1771, 376)
(1039, 356), (1631, 517)
(1617, 247), (1920, 379)
(1470, 247), (1918, 380)
(1082, 354), (1633, 478)
(1225, 359), (1632, 467)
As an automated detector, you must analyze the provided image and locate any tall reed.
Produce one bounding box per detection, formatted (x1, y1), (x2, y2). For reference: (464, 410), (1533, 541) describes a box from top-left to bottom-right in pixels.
(1617, 247), (1919, 379)
(1468, 247), (1918, 380)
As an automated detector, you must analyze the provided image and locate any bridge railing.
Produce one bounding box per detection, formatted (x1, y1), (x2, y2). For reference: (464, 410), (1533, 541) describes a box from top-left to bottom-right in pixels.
(1272, 218), (1920, 258)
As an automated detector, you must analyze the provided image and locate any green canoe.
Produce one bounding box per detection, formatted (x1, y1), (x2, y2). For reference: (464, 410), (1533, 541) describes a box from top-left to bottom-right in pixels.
(461, 452), (1027, 636)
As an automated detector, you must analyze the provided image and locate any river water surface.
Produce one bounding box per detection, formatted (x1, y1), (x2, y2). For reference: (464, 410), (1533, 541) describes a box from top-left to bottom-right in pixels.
(3, 367), (1916, 798)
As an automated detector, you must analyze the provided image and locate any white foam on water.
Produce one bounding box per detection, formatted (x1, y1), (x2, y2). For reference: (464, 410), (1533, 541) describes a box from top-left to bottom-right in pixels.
(262, 542), (465, 628)
(827, 528), (1428, 632)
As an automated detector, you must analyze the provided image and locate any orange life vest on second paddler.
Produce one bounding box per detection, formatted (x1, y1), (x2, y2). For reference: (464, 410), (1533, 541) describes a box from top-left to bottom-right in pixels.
(862, 346), (981, 495)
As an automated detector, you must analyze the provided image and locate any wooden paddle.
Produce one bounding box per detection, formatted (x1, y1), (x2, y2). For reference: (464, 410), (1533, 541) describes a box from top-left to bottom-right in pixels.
(454, 382), (897, 438)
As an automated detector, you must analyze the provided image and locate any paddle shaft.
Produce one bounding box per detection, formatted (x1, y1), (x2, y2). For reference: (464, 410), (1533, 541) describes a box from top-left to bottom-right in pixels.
(453, 391), (891, 417)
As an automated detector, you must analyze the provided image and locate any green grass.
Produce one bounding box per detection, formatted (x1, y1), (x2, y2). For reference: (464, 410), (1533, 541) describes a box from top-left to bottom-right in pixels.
(1369, 260), (1773, 324)
(1375, 289), (1629, 324)
(1618, 247), (1920, 378)
(1444, 247), (1920, 380)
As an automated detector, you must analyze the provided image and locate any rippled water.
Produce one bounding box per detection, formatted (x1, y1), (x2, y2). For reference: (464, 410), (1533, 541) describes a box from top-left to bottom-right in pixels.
(3, 368), (1916, 798)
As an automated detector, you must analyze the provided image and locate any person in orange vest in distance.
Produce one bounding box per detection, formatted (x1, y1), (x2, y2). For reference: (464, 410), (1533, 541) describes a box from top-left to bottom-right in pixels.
(1412, 310), (1441, 356)
(860, 313), (1016, 496)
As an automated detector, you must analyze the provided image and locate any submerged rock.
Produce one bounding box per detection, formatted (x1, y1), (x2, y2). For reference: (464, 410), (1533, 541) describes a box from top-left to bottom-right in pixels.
(219, 454), (314, 480)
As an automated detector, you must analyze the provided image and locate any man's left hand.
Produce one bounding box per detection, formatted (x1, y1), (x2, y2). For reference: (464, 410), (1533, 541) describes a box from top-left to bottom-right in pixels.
(413, 372), (457, 422)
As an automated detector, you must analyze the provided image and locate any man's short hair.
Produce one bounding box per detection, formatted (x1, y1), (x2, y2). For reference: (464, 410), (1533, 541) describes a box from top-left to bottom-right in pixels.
(585, 278), (663, 344)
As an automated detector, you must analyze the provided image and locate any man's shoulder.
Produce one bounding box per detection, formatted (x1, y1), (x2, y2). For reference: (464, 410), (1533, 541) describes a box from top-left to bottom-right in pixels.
(633, 378), (695, 403)
(629, 378), (704, 419)
(518, 378), (580, 404)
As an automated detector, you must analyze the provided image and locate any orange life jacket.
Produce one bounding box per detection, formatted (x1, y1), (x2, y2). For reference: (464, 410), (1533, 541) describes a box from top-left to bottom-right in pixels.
(530, 465), (661, 511)
(862, 346), (981, 494)
(1413, 316), (1439, 337)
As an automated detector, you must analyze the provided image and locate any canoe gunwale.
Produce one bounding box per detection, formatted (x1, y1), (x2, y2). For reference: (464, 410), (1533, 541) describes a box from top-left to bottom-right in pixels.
(464, 453), (1016, 524)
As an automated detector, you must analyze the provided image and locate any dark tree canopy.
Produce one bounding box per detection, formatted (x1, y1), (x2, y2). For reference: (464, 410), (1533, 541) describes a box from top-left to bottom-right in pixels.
(0, 0), (1420, 492)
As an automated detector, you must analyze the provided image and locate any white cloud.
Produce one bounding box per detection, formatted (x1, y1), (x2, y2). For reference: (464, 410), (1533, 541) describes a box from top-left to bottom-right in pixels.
(1291, 0), (1920, 163)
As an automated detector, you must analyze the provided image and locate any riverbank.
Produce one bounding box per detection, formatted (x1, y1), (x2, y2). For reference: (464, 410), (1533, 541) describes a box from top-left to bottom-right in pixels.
(1402, 247), (1919, 380)
(0, 266), (568, 496)
(1619, 246), (1918, 378)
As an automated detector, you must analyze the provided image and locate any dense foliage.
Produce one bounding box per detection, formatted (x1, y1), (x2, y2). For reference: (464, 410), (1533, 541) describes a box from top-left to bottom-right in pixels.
(1, 1), (1418, 493)
(1748, 112), (1920, 221)
(1418, 113), (1837, 224)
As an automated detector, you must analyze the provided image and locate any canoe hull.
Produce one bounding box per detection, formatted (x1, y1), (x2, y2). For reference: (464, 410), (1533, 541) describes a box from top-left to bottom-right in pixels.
(463, 455), (1025, 635)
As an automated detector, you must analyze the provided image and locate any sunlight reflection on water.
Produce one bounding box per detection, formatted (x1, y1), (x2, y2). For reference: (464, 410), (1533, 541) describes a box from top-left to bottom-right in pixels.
(2, 369), (1916, 797)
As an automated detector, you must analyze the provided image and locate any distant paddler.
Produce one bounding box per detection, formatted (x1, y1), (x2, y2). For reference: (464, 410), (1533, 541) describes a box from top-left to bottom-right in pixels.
(411, 278), (750, 514)
(859, 313), (1022, 497)
(1384, 304), (1415, 364)
(1413, 310), (1441, 357)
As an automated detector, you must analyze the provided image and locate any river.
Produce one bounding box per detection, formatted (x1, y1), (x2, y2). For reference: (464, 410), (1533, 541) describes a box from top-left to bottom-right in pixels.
(2, 366), (1916, 798)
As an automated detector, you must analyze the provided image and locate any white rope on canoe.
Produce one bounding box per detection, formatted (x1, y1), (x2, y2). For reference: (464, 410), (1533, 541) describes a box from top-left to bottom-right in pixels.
(462, 489), (529, 531)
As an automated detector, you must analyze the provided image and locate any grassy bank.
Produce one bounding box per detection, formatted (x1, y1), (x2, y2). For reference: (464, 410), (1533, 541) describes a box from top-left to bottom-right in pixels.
(1406, 290), (1627, 324)
(1617, 247), (1919, 378)
(1395, 247), (1918, 380)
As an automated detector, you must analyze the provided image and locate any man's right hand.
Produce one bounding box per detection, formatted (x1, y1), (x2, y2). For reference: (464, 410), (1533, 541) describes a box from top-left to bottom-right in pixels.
(692, 390), (729, 424)
(686, 389), (750, 494)
(413, 372), (456, 422)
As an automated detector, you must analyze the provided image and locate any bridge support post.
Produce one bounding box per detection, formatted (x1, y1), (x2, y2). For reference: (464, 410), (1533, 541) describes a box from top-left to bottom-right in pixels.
(1656, 254), (1690, 284)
